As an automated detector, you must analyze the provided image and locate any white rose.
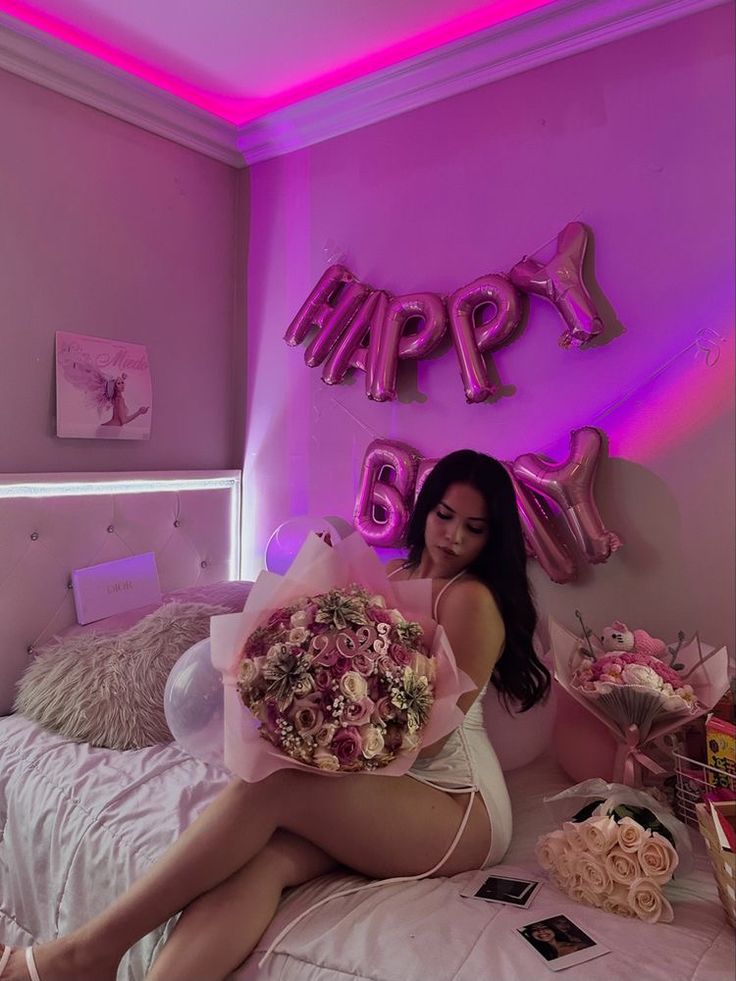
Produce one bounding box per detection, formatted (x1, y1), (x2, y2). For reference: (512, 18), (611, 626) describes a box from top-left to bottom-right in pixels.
(581, 814), (619, 854)
(566, 874), (601, 909)
(388, 609), (405, 625)
(369, 594), (386, 608)
(627, 878), (674, 923)
(535, 830), (568, 872)
(637, 832), (679, 885)
(562, 821), (586, 852)
(574, 854), (611, 894)
(361, 725), (385, 759)
(340, 671), (368, 702)
(290, 610), (309, 628)
(288, 626), (310, 644)
(313, 749), (340, 772)
(617, 816), (650, 852)
(621, 664), (663, 690)
(605, 846), (642, 885)
(238, 658), (261, 688)
(601, 885), (637, 918)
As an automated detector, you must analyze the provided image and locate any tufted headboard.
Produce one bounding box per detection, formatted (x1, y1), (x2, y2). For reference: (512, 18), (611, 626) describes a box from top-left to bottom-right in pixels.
(0, 470), (241, 715)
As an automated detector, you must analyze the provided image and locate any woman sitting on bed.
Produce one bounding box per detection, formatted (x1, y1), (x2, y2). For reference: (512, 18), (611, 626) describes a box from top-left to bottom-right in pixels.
(0, 450), (550, 981)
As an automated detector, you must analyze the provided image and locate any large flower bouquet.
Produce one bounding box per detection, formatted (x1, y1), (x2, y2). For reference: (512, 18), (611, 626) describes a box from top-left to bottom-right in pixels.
(210, 532), (474, 781)
(536, 780), (693, 924)
(237, 584), (437, 772)
(549, 616), (729, 786)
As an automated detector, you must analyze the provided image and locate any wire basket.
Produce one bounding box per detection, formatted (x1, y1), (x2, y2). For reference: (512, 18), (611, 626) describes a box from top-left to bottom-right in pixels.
(673, 751), (736, 828)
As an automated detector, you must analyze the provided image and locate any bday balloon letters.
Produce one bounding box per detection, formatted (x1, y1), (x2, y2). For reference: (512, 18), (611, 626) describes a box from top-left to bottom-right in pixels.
(353, 428), (622, 583)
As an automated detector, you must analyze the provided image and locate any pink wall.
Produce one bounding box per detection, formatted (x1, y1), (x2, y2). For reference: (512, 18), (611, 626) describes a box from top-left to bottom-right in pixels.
(0, 67), (245, 472)
(244, 5), (735, 655)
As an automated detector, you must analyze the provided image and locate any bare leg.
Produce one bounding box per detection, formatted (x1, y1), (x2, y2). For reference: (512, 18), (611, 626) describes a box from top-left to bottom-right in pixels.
(146, 831), (336, 981)
(3, 769), (490, 981)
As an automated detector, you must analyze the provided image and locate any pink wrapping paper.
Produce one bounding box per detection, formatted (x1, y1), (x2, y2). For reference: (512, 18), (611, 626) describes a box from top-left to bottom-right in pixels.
(210, 532), (475, 781)
(548, 617), (731, 785)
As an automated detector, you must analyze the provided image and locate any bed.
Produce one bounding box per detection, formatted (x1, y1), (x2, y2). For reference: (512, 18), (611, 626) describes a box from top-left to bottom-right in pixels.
(1, 473), (733, 980)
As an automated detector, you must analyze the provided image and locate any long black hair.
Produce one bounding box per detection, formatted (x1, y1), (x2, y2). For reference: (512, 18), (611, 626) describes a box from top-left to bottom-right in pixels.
(405, 449), (550, 712)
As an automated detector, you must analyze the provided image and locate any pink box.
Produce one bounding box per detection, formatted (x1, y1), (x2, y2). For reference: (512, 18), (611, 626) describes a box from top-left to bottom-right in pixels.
(72, 553), (162, 625)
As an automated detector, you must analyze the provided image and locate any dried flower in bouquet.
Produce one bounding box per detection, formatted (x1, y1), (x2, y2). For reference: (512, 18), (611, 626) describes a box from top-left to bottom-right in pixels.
(237, 585), (436, 772)
(536, 794), (683, 923)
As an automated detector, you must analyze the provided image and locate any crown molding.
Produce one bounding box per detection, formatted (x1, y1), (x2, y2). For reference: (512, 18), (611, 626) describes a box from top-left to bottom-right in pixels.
(0, 0), (726, 168)
(236, 0), (727, 164)
(0, 11), (243, 167)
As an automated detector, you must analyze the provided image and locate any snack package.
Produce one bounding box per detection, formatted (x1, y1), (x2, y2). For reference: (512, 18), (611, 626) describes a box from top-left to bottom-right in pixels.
(706, 714), (736, 789)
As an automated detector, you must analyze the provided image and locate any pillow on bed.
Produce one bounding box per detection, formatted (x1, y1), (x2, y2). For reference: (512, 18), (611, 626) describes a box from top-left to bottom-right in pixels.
(14, 601), (228, 750)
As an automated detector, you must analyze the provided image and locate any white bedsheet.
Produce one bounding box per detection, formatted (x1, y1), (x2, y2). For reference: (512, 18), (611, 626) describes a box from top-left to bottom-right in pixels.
(0, 714), (733, 981)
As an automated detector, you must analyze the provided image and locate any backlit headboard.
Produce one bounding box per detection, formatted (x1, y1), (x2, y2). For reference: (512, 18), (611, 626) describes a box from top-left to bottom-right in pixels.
(0, 470), (241, 715)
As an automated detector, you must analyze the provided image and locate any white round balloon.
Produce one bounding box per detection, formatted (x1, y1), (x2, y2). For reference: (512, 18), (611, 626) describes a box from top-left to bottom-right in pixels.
(164, 638), (225, 768)
(264, 515), (352, 574)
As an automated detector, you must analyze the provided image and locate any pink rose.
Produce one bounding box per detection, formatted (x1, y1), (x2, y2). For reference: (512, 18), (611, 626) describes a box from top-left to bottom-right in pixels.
(605, 846), (641, 885)
(352, 653), (375, 677)
(389, 643), (413, 667)
(313, 667), (334, 691)
(617, 816), (650, 853)
(333, 655), (353, 676)
(343, 697), (374, 726)
(627, 878), (674, 923)
(581, 815), (619, 855)
(291, 698), (324, 737)
(372, 696), (395, 724)
(637, 832), (679, 885)
(332, 727), (363, 766)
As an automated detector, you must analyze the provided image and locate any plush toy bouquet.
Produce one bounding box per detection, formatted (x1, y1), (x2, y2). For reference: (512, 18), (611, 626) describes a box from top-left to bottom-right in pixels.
(209, 532), (474, 781)
(549, 614), (729, 787)
(537, 780), (694, 923)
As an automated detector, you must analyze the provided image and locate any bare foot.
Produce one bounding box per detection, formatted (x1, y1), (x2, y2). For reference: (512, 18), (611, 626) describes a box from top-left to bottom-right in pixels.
(0, 939), (118, 981)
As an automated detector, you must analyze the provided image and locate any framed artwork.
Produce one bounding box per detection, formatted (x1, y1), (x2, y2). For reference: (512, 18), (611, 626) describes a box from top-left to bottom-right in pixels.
(55, 331), (152, 440)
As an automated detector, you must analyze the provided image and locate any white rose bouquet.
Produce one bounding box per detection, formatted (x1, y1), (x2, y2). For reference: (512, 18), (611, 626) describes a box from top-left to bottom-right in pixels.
(536, 780), (694, 924)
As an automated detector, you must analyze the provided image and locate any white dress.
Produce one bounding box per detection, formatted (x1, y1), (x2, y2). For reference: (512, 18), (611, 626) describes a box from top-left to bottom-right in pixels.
(394, 567), (513, 868)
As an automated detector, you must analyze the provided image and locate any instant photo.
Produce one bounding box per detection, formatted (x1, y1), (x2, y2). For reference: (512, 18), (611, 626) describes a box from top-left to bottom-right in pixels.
(460, 873), (542, 908)
(515, 914), (609, 972)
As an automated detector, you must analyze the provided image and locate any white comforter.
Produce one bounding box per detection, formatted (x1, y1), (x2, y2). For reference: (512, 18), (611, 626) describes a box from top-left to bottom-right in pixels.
(0, 715), (732, 981)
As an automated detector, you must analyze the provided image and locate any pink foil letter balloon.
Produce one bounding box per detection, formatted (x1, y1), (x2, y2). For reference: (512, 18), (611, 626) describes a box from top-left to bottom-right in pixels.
(511, 427), (622, 564)
(509, 222), (604, 349)
(283, 264), (371, 367)
(322, 290), (388, 385)
(354, 440), (419, 546)
(448, 274), (523, 403)
(365, 292), (447, 401)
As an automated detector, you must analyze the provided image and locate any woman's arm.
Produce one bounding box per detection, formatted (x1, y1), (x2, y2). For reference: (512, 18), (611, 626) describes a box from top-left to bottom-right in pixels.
(418, 578), (505, 758)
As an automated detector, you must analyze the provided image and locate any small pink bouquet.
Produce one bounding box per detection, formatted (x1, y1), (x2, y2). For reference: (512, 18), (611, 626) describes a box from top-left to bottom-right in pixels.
(237, 584), (437, 772)
(537, 780), (693, 924)
(211, 532), (474, 781)
(549, 615), (729, 786)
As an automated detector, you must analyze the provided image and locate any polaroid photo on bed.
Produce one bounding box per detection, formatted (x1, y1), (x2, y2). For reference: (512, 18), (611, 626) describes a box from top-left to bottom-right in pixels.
(460, 872), (542, 908)
(515, 913), (609, 972)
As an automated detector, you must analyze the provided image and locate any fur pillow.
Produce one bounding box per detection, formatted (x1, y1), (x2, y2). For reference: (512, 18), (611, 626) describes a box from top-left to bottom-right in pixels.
(14, 602), (227, 750)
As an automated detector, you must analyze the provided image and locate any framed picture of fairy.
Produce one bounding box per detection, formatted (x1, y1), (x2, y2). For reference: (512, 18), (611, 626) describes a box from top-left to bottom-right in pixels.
(55, 331), (152, 440)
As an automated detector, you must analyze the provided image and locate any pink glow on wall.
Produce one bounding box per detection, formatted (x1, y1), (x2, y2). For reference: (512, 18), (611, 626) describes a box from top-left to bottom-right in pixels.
(0, 0), (555, 123)
(605, 331), (734, 463)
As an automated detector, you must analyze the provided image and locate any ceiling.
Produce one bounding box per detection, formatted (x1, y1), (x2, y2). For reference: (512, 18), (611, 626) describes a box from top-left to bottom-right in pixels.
(0, 0), (556, 124)
(0, 0), (720, 164)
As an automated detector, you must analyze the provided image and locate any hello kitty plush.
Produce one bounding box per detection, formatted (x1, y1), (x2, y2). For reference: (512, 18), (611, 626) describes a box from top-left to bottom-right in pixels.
(601, 620), (669, 660)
